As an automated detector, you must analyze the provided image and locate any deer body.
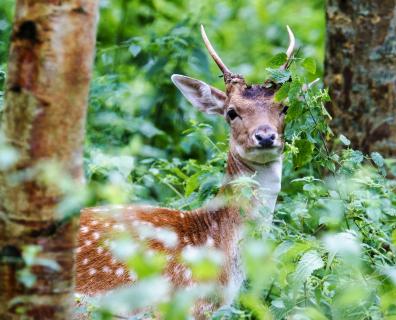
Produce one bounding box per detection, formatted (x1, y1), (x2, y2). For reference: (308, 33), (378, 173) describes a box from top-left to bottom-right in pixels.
(75, 25), (294, 318)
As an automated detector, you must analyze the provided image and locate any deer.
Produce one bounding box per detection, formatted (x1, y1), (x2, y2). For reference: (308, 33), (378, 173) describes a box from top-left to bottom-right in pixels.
(74, 25), (295, 319)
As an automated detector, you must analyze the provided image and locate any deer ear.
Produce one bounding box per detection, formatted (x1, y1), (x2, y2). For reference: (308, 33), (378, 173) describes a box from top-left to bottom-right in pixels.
(171, 74), (226, 115)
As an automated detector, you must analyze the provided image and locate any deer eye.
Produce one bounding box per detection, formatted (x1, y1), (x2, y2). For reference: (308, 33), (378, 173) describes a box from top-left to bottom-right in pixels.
(280, 106), (288, 115)
(227, 109), (239, 120)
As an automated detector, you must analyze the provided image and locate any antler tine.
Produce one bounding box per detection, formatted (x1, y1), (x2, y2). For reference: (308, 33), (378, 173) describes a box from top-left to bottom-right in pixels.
(285, 25), (295, 59)
(280, 25), (296, 70)
(286, 26), (296, 59)
(200, 24), (232, 75)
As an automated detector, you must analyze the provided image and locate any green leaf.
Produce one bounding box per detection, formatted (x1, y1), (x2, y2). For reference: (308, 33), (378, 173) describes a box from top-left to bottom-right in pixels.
(293, 139), (314, 167)
(371, 152), (384, 167)
(17, 269), (37, 288)
(267, 53), (287, 68)
(274, 82), (290, 102)
(22, 245), (41, 266)
(339, 134), (351, 146)
(302, 57), (317, 74)
(265, 68), (291, 84)
(128, 44), (141, 57)
(285, 100), (303, 120)
(35, 258), (61, 271)
(295, 308), (328, 320)
(349, 150), (364, 164)
(293, 250), (324, 284)
(392, 230), (396, 247)
(288, 80), (303, 101)
(185, 173), (200, 196)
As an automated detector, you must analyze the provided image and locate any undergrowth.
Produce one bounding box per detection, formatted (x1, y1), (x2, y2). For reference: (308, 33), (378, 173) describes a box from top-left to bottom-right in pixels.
(85, 53), (396, 319)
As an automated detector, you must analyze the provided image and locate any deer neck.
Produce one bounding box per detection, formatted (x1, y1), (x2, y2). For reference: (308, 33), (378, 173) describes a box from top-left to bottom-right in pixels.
(224, 149), (282, 217)
(210, 149), (282, 304)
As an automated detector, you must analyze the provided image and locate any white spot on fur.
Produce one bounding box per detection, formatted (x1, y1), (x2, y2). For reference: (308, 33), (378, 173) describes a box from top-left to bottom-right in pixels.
(111, 258), (117, 265)
(92, 232), (100, 240)
(97, 246), (104, 254)
(88, 268), (97, 275)
(76, 247), (81, 253)
(115, 267), (124, 277)
(84, 240), (92, 246)
(91, 220), (98, 226)
(81, 226), (89, 234)
(206, 237), (215, 246)
(104, 222), (110, 228)
(180, 213), (185, 218)
(82, 258), (89, 265)
(103, 266), (111, 273)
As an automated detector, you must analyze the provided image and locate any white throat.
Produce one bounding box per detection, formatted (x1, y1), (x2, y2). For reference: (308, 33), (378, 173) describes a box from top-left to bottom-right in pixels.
(250, 157), (282, 214)
(222, 156), (282, 305)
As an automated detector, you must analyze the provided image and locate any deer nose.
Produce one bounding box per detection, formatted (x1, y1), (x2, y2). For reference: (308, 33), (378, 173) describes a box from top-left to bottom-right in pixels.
(254, 132), (276, 148)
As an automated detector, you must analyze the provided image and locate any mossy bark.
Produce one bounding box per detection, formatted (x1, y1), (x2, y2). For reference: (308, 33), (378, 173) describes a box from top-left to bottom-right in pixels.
(325, 0), (396, 156)
(0, 1), (98, 319)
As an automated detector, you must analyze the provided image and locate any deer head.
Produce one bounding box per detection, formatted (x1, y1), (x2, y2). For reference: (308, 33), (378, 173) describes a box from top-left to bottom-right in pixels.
(172, 25), (295, 165)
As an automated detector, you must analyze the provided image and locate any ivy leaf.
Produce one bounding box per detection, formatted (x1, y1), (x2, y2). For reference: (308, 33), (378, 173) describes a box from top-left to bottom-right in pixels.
(371, 152), (384, 167)
(274, 82), (290, 102)
(265, 68), (291, 84)
(293, 139), (314, 167)
(302, 57), (316, 74)
(339, 134), (351, 146)
(267, 53), (287, 68)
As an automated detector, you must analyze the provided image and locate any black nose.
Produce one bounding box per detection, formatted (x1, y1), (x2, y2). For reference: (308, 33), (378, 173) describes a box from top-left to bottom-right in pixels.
(255, 132), (276, 148)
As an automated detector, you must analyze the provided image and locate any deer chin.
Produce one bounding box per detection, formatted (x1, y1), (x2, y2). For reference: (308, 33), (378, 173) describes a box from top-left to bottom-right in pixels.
(235, 144), (282, 165)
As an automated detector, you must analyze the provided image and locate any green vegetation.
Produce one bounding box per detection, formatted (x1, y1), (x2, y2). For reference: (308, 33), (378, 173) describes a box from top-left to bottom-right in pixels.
(1, 1), (396, 319)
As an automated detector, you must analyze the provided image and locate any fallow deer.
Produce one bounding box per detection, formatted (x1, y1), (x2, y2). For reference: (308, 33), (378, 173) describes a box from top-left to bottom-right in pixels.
(75, 25), (295, 318)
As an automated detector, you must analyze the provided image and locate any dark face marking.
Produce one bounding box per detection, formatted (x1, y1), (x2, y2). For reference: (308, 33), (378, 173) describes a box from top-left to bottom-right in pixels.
(241, 84), (277, 99)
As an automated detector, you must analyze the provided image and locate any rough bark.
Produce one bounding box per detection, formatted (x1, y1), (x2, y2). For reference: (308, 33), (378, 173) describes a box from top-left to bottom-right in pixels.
(325, 1), (396, 156)
(0, 1), (98, 319)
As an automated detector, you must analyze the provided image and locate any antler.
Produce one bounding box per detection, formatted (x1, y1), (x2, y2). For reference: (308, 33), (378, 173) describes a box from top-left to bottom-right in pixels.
(281, 25), (296, 69)
(201, 25), (232, 75)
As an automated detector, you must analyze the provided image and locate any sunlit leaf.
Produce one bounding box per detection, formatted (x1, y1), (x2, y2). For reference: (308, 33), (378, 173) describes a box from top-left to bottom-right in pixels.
(302, 57), (317, 74)
(274, 82), (290, 102)
(339, 134), (350, 146)
(293, 250), (324, 285)
(267, 53), (288, 68)
(266, 68), (291, 83)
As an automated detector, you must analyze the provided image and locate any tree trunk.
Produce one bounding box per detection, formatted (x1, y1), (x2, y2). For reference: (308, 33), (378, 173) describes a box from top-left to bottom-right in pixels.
(0, 1), (98, 319)
(325, 1), (396, 156)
